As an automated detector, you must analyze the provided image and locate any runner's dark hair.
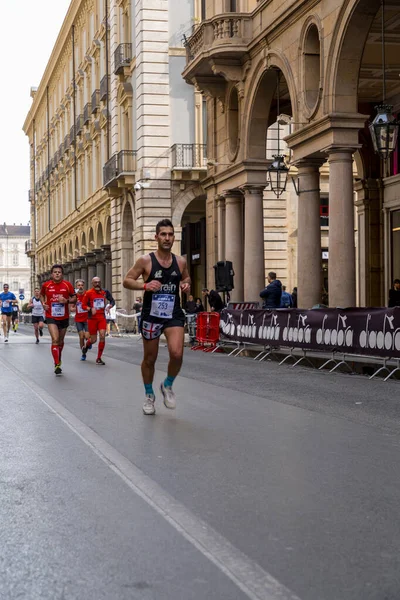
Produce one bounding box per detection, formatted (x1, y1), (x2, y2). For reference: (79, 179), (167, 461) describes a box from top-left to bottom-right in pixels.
(156, 219), (174, 234)
(51, 264), (64, 273)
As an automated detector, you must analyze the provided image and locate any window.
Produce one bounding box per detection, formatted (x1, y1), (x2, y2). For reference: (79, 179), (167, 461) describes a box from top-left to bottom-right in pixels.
(12, 281), (18, 291)
(12, 253), (19, 266)
(320, 195), (329, 226)
(201, 0), (206, 20)
(229, 0), (237, 11)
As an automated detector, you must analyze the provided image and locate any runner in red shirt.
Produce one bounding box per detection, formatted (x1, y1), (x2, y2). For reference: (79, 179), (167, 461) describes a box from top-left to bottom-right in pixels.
(81, 276), (115, 365)
(73, 278), (91, 361)
(40, 264), (76, 375)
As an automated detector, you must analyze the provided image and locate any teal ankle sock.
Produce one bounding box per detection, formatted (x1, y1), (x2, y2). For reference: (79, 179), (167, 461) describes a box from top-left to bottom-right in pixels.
(164, 375), (176, 389)
(144, 383), (154, 396)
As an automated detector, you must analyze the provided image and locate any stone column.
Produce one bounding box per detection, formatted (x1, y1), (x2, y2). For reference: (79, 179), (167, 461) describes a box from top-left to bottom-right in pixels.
(216, 196), (225, 261)
(78, 256), (88, 286)
(328, 149), (356, 307)
(63, 262), (73, 284)
(72, 259), (81, 283)
(224, 191), (244, 302)
(296, 159), (324, 308)
(85, 252), (97, 282)
(101, 245), (112, 294)
(94, 249), (106, 283)
(241, 185), (265, 302)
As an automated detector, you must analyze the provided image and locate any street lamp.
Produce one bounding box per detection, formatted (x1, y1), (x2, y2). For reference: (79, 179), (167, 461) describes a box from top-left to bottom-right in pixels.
(266, 155), (289, 197)
(369, 0), (399, 159)
(266, 69), (290, 197)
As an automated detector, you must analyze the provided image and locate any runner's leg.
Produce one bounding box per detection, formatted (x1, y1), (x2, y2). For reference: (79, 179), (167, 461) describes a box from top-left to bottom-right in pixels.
(34, 321), (39, 341)
(96, 324), (106, 364)
(2, 315), (7, 337)
(59, 327), (67, 362)
(163, 326), (185, 382)
(48, 324), (61, 366)
(160, 326), (185, 409)
(7, 316), (11, 336)
(142, 337), (160, 392)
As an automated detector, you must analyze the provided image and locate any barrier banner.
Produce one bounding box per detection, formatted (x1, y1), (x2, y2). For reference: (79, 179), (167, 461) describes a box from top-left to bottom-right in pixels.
(220, 307), (400, 358)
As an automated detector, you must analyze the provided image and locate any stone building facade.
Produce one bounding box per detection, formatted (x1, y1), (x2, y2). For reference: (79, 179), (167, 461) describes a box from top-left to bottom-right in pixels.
(24, 0), (208, 308)
(0, 225), (31, 303)
(182, 0), (400, 308)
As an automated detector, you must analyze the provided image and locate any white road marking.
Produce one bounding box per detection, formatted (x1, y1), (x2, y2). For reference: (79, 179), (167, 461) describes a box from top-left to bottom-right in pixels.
(0, 355), (302, 600)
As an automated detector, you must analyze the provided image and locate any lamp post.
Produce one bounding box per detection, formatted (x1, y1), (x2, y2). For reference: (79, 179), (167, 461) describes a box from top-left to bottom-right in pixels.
(266, 70), (289, 197)
(369, 0), (399, 159)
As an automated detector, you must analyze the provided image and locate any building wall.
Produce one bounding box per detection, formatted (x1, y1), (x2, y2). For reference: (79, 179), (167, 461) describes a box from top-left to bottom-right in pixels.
(0, 233), (31, 303)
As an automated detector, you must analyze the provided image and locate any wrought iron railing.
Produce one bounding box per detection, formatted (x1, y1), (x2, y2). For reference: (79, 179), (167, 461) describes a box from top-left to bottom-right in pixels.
(114, 43), (132, 74)
(103, 150), (137, 186)
(91, 89), (100, 113)
(64, 134), (70, 151)
(171, 144), (207, 169)
(100, 75), (109, 101)
(25, 240), (35, 254)
(83, 102), (91, 124)
(70, 125), (76, 143)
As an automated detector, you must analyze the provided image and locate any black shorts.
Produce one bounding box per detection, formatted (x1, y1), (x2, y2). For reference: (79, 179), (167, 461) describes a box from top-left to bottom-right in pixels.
(75, 321), (88, 333)
(46, 318), (70, 330)
(12, 313), (19, 322)
(32, 315), (44, 324)
(140, 318), (185, 341)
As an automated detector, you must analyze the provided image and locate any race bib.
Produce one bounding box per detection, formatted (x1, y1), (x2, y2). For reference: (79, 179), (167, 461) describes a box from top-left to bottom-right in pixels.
(77, 302), (87, 314)
(51, 303), (65, 318)
(93, 298), (105, 309)
(150, 294), (175, 319)
(3, 301), (10, 308)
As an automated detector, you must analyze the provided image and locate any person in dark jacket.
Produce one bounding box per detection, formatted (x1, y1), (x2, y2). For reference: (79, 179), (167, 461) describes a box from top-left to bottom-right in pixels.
(202, 288), (224, 312)
(280, 285), (293, 308)
(260, 272), (282, 309)
(291, 287), (298, 308)
(185, 295), (197, 314)
(388, 279), (400, 307)
(194, 297), (204, 313)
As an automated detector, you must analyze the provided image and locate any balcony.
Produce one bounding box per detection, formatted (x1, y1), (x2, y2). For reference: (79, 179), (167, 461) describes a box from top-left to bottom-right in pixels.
(114, 43), (132, 75)
(103, 150), (136, 194)
(25, 240), (35, 257)
(183, 14), (252, 80)
(83, 102), (91, 124)
(76, 114), (84, 134)
(171, 144), (208, 180)
(70, 125), (76, 143)
(91, 89), (100, 114)
(100, 75), (109, 101)
(64, 134), (70, 152)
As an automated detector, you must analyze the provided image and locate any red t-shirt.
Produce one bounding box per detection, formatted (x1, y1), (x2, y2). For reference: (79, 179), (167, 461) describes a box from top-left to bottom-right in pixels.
(40, 279), (75, 320)
(82, 288), (113, 319)
(75, 291), (88, 323)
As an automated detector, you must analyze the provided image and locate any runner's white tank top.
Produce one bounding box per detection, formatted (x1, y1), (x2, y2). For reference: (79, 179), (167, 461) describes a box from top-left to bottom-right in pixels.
(31, 297), (44, 317)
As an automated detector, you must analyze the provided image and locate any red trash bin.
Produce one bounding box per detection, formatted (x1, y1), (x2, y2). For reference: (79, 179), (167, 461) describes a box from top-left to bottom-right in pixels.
(191, 312), (221, 352)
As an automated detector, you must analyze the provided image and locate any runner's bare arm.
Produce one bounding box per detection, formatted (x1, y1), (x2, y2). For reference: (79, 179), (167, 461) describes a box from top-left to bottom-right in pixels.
(40, 294), (49, 311)
(123, 256), (152, 291)
(179, 257), (191, 293)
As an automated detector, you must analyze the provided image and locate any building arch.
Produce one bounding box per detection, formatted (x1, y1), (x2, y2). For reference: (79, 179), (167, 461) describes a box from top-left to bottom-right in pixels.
(104, 216), (111, 244)
(298, 16), (324, 119)
(96, 222), (104, 248)
(88, 227), (95, 251)
(121, 199), (135, 310)
(243, 56), (295, 160)
(68, 240), (73, 261)
(74, 236), (80, 257)
(81, 231), (87, 254)
(62, 243), (67, 262)
(325, 0), (381, 113)
(171, 183), (206, 227)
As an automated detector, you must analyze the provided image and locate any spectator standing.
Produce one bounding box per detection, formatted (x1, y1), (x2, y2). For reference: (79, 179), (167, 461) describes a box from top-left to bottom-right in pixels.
(185, 294), (197, 314)
(202, 288), (224, 313)
(106, 304), (120, 336)
(132, 296), (143, 334)
(388, 279), (400, 307)
(291, 287), (298, 308)
(280, 285), (293, 308)
(194, 297), (204, 313)
(260, 272), (282, 309)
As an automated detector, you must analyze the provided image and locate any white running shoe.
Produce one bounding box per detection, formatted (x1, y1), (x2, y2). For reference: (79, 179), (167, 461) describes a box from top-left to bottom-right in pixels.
(4, 337), (8, 343)
(143, 394), (156, 415)
(160, 383), (176, 410)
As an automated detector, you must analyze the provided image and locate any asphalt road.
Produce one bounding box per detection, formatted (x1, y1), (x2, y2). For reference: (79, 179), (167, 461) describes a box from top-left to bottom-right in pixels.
(1, 325), (400, 600)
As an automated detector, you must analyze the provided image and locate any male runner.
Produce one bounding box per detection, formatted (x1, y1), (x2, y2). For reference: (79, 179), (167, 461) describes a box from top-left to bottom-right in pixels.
(81, 276), (115, 365)
(0, 284), (17, 342)
(40, 265), (76, 375)
(74, 279), (91, 360)
(28, 288), (45, 343)
(11, 304), (19, 332)
(123, 219), (191, 415)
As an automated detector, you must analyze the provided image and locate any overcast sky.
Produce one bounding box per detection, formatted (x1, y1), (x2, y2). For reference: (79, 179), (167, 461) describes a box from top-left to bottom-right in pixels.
(0, 0), (71, 227)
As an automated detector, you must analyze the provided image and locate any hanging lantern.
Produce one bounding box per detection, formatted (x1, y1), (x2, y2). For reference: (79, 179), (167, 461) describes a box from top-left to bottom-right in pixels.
(369, 104), (399, 159)
(266, 155), (289, 197)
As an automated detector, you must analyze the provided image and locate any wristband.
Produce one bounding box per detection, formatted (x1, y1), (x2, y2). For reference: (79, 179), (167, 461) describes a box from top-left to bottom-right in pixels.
(143, 283), (147, 291)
